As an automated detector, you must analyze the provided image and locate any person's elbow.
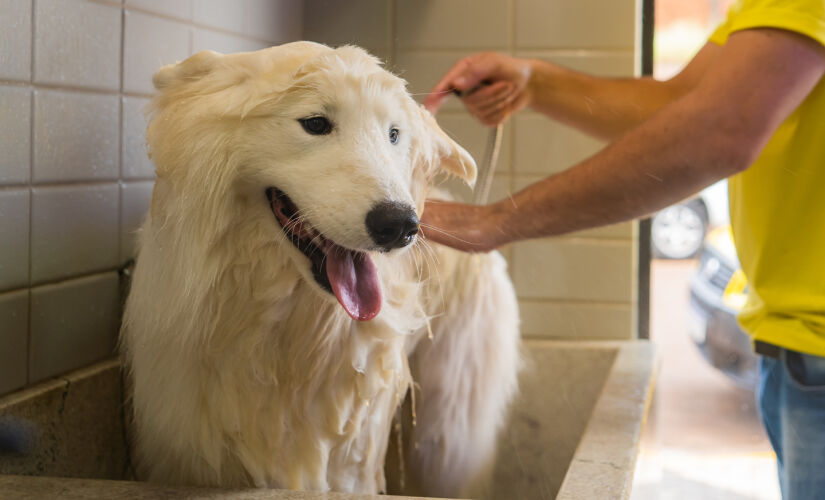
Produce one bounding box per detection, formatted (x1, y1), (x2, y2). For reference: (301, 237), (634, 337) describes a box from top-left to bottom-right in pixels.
(707, 115), (770, 176)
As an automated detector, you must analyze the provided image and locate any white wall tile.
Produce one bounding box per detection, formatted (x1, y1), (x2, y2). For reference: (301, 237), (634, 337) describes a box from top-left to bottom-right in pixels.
(122, 96), (154, 179)
(0, 289), (29, 395)
(515, 0), (636, 49)
(394, 0), (510, 50)
(33, 90), (119, 183)
(120, 181), (153, 263)
(193, 0), (247, 34)
(125, 0), (192, 21)
(29, 272), (120, 383)
(31, 184), (119, 284)
(511, 239), (633, 302)
(303, 0), (389, 51)
(192, 28), (270, 54)
(0, 86), (32, 185)
(123, 11), (191, 94)
(519, 300), (633, 339)
(512, 175), (635, 240)
(0, 190), (30, 292)
(0, 0), (32, 82)
(34, 0), (121, 91)
(247, 0), (302, 43)
(512, 112), (605, 175)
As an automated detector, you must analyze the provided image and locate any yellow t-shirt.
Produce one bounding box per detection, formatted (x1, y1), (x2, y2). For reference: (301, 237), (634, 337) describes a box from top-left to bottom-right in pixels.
(709, 0), (825, 357)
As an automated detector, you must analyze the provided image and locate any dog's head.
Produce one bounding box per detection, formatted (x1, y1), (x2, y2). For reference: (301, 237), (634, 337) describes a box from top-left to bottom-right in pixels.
(147, 42), (475, 322)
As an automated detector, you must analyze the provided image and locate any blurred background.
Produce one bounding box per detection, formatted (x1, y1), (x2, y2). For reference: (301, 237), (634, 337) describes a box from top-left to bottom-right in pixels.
(632, 1), (780, 499)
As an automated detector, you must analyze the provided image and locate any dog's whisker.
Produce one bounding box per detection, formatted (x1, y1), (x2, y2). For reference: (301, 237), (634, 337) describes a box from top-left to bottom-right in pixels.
(415, 239), (447, 315)
(419, 223), (481, 246)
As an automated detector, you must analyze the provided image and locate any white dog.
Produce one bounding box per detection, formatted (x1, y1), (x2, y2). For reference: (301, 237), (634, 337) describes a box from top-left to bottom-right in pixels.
(121, 42), (520, 497)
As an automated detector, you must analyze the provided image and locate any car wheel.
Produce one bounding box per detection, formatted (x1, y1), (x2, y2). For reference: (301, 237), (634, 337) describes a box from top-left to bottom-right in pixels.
(652, 199), (708, 259)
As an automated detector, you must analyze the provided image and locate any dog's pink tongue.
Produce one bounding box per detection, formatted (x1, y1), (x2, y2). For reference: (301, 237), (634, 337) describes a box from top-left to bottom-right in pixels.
(325, 249), (381, 321)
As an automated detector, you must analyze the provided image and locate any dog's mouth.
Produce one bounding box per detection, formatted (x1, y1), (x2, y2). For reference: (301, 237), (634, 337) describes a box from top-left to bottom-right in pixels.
(266, 188), (382, 321)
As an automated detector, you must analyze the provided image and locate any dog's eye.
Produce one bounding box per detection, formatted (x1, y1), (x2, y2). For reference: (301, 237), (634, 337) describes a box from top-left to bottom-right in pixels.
(299, 116), (333, 135)
(389, 127), (400, 145)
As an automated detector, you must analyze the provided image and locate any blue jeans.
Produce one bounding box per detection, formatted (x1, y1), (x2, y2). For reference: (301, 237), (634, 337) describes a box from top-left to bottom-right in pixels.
(758, 349), (825, 500)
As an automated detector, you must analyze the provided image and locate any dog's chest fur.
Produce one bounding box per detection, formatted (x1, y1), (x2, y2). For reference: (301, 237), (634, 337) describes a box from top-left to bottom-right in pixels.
(127, 231), (427, 492)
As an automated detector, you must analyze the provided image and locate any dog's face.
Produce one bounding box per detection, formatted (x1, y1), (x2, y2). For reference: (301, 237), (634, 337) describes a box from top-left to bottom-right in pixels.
(147, 43), (475, 321)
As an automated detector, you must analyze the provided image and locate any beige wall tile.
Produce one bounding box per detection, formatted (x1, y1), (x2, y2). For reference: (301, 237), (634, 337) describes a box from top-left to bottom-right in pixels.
(34, 0), (122, 91)
(31, 184), (119, 284)
(512, 175), (635, 240)
(193, 0), (247, 34)
(192, 28), (271, 54)
(0, 189), (30, 292)
(120, 181), (154, 263)
(436, 112), (511, 173)
(513, 112), (605, 176)
(395, 0), (510, 50)
(519, 299), (633, 339)
(121, 96), (154, 179)
(33, 89), (120, 183)
(515, 0), (636, 49)
(125, 0), (192, 22)
(0, 86), (32, 185)
(517, 51), (636, 77)
(123, 11), (191, 95)
(0, 0), (32, 82)
(511, 239), (633, 302)
(0, 289), (29, 395)
(435, 173), (509, 205)
(29, 272), (120, 383)
(303, 0), (390, 52)
(246, 0), (303, 43)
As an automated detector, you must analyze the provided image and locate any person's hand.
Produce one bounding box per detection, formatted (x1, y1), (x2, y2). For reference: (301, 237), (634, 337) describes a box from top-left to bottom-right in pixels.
(419, 199), (509, 253)
(423, 53), (534, 126)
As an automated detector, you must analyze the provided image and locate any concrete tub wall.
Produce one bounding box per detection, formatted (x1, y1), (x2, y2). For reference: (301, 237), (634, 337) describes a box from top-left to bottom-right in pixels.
(0, 341), (655, 499)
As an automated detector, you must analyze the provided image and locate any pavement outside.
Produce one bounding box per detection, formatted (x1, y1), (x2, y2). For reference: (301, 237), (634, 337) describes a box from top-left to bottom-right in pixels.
(631, 260), (781, 500)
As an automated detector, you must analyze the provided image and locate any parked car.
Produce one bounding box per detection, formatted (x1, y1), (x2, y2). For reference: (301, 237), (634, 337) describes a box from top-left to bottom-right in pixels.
(688, 225), (759, 388)
(652, 180), (729, 259)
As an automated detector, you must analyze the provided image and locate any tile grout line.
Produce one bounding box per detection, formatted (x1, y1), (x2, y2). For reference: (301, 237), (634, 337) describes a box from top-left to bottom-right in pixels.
(117, 3), (126, 267)
(6, 179), (141, 190)
(388, 0), (396, 69)
(0, 80), (155, 99)
(29, 268), (122, 294)
(124, 5), (281, 46)
(507, 0), (516, 193)
(27, 0), (37, 386)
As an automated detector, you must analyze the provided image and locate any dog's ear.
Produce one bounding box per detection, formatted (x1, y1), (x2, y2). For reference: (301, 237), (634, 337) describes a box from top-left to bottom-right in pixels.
(419, 106), (477, 187)
(153, 50), (222, 90)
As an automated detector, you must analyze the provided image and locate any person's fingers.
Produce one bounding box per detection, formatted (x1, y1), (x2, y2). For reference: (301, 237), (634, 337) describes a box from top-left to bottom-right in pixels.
(424, 57), (476, 112)
(468, 92), (518, 126)
(424, 53), (505, 112)
(471, 85), (518, 116)
(462, 81), (512, 109)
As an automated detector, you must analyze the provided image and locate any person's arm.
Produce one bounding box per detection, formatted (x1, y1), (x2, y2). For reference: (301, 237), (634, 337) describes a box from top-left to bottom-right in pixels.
(421, 29), (825, 252)
(423, 43), (720, 140)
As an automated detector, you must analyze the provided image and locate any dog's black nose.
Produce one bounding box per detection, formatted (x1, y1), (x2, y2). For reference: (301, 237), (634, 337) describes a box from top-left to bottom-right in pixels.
(366, 202), (419, 250)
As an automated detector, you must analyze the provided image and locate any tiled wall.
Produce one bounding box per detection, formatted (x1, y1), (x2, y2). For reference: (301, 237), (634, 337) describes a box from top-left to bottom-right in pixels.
(304, 0), (640, 341)
(0, 0), (301, 395)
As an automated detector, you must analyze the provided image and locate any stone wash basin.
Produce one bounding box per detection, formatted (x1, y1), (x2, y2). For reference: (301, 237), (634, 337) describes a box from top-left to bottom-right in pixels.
(0, 340), (655, 499)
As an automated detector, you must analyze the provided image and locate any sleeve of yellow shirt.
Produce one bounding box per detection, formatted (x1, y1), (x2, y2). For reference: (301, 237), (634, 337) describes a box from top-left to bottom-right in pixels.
(709, 0), (825, 47)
